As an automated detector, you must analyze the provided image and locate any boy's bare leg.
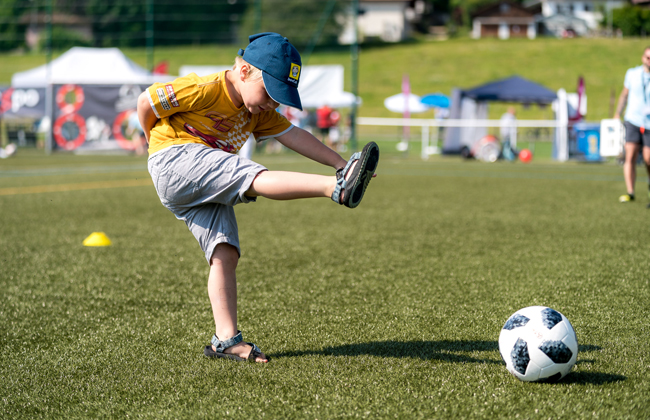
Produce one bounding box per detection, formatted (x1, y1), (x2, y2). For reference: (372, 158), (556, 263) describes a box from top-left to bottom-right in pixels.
(247, 165), (376, 201)
(208, 243), (268, 363)
(247, 162), (376, 201)
(246, 171), (335, 200)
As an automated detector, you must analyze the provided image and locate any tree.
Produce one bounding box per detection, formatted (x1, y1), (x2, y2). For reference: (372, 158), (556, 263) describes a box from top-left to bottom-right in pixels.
(613, 6), (650, 37)
(0, 0), (28, 51)
(85, 0), (247, 48)
(238, 0), (344, 49)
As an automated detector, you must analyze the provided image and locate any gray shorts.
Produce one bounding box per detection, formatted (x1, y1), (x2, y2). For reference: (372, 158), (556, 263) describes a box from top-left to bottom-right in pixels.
(624, 121), (650, 147)
(148, 143), (267, 262)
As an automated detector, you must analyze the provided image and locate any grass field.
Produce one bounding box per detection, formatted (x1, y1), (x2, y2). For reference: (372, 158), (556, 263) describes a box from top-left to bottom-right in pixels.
(1, 147), (649, 418)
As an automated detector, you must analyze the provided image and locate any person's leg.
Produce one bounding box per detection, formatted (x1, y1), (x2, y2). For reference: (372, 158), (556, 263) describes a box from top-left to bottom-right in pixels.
(246, 171), (336, 200)
(246, 162), (375, 201)
(246, 142), (378, 206)
(149, 145), (271, 362)
(208, 243), (268, 363)
(623, 142), (640, 196)
(643, 146), (650, 204)
(643, 146), (650, 178)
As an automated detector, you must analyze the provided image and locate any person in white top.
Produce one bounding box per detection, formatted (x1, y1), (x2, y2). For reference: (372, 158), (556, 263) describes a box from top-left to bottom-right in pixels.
(614, 46), (650, 205)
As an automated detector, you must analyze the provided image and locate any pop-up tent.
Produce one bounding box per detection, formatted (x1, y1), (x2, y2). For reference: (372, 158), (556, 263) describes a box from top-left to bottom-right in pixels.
(383, 93), (428, 114)
(461, 76), (557, 104)
(298, 65), (358, 108)
(443, 76), (558, 153)
(12, 47), (170, 87)
(10, 47), (173, 153)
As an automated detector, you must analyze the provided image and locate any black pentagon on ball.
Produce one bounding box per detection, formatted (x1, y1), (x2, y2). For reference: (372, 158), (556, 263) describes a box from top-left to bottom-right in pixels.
(539, 340), (573, 364)
(541, 307), (563, 329)
(503, 314), (530, 330)
(510, 338), (530, 374)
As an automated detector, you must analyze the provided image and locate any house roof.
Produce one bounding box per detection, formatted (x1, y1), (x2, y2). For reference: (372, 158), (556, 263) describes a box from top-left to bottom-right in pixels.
(471, 0), (535, 19)
(537, 13), (588, 25)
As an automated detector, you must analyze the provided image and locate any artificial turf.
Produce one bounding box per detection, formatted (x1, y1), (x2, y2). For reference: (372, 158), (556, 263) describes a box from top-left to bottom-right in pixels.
(1, 147), (649, 419)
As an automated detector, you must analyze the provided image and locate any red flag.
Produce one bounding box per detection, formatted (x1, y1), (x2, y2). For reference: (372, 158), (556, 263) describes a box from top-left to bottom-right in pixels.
(570, 76), (585, 122)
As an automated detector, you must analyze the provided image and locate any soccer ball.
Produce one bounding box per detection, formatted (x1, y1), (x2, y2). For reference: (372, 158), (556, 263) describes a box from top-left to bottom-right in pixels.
(498, 306), (578, 382)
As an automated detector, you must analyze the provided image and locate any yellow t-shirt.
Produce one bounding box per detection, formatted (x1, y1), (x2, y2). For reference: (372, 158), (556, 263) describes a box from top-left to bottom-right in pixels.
(146, 71), (293, 155)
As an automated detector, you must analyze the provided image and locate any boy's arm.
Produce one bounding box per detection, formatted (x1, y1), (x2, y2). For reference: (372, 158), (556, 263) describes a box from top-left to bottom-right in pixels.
(137, 92), (159, 142)
(276, 126), (347, 170)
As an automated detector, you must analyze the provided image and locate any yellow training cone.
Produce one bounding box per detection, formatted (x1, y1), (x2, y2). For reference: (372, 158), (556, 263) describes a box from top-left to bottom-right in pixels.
(83, 232), (112, 247)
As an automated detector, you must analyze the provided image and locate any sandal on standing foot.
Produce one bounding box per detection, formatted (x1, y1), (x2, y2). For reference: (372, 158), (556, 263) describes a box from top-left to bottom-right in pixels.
(203, 331), (269, 362)
(331, 141), (380, 208)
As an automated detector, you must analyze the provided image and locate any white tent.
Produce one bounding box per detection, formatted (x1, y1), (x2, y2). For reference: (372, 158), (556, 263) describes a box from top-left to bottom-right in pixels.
(383, 93), (429, 114)
(179, 64), (358, 109)
(12, 47), (172, 87)
(298, 65), (358, 108)
(10, 47), (173, 154)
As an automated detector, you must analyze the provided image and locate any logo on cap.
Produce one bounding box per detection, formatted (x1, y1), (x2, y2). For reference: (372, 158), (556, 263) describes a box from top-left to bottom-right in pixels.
(288, 63), (301, 84)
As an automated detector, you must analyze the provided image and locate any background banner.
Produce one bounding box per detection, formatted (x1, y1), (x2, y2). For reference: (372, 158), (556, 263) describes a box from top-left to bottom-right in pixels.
(0, 86), (46, 118)
(49, 83), (148, 152)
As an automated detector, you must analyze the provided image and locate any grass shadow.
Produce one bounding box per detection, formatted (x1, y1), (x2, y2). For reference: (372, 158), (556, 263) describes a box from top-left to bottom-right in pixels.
(272, 340), (500, 364)
(574, 345), (602, 365)
(272, 340), (625, 385)
(560, 372), (627, 385)
(272, 341), (610, 370)
(578, 344), (602, 352)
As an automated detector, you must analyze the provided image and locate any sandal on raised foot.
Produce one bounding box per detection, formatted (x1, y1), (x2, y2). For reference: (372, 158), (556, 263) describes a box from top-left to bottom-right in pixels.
(203, 331), (269, 362)
(331, 141), (380, 208)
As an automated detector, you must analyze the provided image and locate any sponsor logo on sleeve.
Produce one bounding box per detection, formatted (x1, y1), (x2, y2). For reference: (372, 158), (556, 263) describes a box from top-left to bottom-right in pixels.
(156, 87), (171, 111)
(288, 63), (300, 84)
(165, 84), (179, 107)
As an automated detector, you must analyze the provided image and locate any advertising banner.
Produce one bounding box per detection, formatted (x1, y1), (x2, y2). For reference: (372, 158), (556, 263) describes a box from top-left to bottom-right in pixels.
(49, 83), (148, 152)
(0, 86), (46, 118)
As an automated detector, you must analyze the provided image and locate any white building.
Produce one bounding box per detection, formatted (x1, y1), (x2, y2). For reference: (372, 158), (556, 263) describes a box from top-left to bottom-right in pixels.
(338, 0), (427, 44)
(525, 0), (625, 30)
(471, 1), (538, 40)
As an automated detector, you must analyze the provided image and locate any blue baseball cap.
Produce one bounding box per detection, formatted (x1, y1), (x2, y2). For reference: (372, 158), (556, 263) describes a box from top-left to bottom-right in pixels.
(238, 32), (303, 111)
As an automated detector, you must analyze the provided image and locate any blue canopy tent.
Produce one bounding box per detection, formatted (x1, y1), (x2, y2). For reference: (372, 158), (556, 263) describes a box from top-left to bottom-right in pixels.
(420, 93), (450, 109)
(444, 76), (557, 153)
(462, 76), (557, 104)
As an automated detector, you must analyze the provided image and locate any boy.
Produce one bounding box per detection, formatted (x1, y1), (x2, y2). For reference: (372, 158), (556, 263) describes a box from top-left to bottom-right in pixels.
(137, 33), (379, 363)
